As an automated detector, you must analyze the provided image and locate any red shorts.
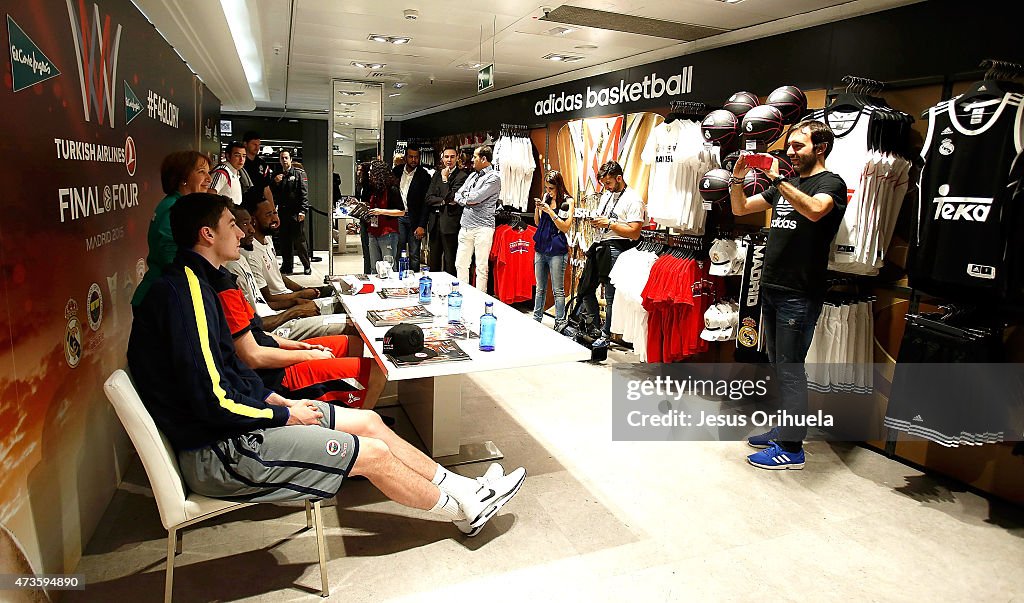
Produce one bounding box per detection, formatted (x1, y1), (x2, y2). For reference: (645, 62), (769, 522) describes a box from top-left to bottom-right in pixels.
(281, 336), (372, 408)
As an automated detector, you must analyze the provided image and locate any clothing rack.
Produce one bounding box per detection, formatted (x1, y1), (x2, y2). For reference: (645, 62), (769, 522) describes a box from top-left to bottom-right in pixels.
(666, 100), (710, 121)
(638, 229), (707, 253)
(499, 123), (529, 138)
(980, 59), (1024, 81)
(840, 75), (885, 95)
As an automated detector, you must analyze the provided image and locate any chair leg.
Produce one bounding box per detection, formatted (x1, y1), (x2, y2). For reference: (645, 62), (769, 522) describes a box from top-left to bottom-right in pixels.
(165, 528), (177, 603)
(305, 499), (313, 529)
(175, 530), (183, 555)
(313, 501), (329, 597)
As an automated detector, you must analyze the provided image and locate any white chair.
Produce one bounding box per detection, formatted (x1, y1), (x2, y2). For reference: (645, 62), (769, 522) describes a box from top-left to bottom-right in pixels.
(103, 369), (330, 602)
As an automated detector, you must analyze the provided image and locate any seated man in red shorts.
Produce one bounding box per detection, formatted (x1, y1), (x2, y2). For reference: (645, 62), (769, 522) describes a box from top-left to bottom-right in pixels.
(211, 253), (385, 410)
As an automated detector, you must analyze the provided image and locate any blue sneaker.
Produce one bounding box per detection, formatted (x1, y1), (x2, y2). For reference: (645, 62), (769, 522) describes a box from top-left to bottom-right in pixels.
(747, 442), (805, 470)
(746, 427), (780, 449)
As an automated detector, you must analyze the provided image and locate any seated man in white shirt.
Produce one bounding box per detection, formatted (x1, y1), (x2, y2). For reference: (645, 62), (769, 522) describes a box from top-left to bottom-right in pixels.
(227, 206), (354, 340)
(243, 197), (338, 313)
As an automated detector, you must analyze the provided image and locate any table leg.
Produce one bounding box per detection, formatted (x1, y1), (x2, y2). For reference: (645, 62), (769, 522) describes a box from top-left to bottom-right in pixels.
(397, 374), (503, 467)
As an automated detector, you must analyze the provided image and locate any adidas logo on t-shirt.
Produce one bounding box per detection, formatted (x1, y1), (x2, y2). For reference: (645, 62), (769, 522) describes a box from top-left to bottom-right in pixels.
(912, 415), (924, 422)
(941, 127), (954, 135)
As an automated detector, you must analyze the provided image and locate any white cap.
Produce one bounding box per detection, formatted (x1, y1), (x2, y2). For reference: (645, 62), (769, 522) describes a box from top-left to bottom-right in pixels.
(700, 305), (733, 341)
(709, 239), (739, 277)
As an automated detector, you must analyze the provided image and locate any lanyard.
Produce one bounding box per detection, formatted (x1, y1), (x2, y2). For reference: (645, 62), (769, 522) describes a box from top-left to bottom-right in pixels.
(598, 186), (627, 218)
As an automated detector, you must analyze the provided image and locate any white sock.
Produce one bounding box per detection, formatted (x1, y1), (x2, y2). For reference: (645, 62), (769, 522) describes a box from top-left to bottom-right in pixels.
(431, 465), (481, 499)
(429, 490), (465, 521)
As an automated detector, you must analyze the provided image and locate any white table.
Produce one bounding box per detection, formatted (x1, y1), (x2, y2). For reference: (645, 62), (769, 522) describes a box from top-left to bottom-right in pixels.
(336, 272), (590, 465)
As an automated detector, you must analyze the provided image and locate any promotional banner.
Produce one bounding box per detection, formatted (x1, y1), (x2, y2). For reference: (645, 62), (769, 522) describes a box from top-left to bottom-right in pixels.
(0, 0), (219, 573)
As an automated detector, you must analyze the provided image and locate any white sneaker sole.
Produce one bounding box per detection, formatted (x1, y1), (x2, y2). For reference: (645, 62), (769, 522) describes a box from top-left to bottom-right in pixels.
(746, 441), (773, 450)
(747, 458), (804, 470)
(457, 470), (526, 537)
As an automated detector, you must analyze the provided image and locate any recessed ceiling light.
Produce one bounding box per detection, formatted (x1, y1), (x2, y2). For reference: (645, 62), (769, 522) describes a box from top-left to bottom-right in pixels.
(351, 61), (386, 69)
(336, 122), (352, 126)
(368, 34), (412, 44)
(574, 44), (598, 50)
(716, 0), (745, 3)
(456, 62), (484, 70)
(388, 93), (401, 97)
(393, 82), (406, 89)
(337, 91), (364, 96)
(545, 26), (574, 36)
(542, 53), (584, 62)
(337, 101), (360, 106)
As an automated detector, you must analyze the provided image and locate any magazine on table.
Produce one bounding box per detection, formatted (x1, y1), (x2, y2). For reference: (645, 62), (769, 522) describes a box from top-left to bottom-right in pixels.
(421, 323), (478, 342)
(377, 287), (418, 299)
(365, 305), (435, 326)
(388, 338), (472, 367)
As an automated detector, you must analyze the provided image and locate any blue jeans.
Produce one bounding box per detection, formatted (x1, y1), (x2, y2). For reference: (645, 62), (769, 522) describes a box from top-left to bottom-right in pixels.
(761, 287), (824, 446)
(368, 232), (399, 270)
(533, 252), (568, 326)
(397, 217), (422, 271)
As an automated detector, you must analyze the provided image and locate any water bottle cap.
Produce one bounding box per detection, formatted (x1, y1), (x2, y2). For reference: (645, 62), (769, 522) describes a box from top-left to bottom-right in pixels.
(452, 281), (459, 286)
(422, 267), (429, 272)
(485, 301), (493, 307)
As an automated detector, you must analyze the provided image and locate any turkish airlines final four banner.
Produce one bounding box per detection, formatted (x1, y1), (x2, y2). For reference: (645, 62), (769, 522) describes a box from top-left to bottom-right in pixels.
(0, 1), (219, 527)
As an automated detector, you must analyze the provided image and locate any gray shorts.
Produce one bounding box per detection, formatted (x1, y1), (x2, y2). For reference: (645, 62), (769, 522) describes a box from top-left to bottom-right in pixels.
(178, 401), (359, 502)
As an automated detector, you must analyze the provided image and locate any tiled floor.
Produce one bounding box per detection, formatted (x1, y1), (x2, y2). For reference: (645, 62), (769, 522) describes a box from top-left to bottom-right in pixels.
(69, 249), (1024, 602)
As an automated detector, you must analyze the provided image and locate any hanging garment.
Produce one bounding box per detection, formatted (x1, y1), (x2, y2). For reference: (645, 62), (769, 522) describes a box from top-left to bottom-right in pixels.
(609, 247), (659, 361)
(805, 299), (874, 394)
(910, 92), (1024, 300)
(489, 224), (537, 304)
(493, 134), (536, 211)
(640, 119), (718, 233)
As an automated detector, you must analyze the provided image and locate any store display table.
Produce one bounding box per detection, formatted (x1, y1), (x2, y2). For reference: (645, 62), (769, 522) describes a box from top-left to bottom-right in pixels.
(336, 271), (589, 465)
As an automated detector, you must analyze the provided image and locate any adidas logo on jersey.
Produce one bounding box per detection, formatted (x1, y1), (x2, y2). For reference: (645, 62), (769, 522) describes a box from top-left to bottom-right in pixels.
(912, 415), (924, 422)
(967, 264), (996, 279)
(771, 217), (798, 229)
(932, 196), (993, 222)
(941, 127), (954, 135)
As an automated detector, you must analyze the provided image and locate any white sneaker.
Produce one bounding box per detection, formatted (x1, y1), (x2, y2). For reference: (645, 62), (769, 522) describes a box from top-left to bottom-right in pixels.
(454, 467), (526, 537)
(478, 463), (504, 484)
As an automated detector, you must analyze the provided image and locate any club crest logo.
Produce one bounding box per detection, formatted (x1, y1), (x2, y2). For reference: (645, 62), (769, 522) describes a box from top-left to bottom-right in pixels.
(87, 282), (103, 331)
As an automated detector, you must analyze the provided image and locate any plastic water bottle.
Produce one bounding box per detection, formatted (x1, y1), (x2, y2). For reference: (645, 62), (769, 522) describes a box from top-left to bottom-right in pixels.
(479, 302), (496, 351)
(418, 268), (432, 304)
(398, 250), (410, 280)
(447, 281), (463, 324)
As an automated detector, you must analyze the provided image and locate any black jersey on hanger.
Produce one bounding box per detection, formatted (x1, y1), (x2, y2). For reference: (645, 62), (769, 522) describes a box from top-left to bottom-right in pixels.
(911, 92), (1024, 299)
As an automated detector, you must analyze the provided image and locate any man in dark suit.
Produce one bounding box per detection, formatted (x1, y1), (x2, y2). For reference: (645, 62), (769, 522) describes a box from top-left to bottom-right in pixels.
(393, 146), (432, 272)
(424, 146), (468, 276)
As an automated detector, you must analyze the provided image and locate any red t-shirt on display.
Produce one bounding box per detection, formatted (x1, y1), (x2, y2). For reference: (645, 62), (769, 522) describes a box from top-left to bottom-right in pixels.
(490, 224), (537, 304)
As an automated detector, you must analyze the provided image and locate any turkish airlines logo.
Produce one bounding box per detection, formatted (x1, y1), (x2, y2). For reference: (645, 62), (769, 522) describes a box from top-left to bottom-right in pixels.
(932, 196), (992, 222)
(124, 136), (136, 176)
(66, 0), (122, 128)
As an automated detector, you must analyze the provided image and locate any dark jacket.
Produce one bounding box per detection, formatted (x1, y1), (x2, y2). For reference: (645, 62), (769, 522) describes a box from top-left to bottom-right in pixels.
(127, 250), (288, 451)
(270, 166), (308, 217)
(425, 168), (469, 235)
(393, 165), (432, 229)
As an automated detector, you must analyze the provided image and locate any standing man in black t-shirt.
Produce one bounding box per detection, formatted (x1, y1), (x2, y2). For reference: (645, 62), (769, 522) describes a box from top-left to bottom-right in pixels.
(729, 120), (847, 470)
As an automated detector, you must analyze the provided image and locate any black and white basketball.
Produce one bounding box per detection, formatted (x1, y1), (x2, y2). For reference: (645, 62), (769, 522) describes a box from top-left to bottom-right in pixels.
(741, 105), (785, 142)
(743, 170), (771, 198)
(769, 149), (796, 178)
(766, 85), (807, 125)
(701, 110), (739, 148)
(722, 151), (742, 172)
(724, 91), (760, 120)
(699, 169), (733, 203)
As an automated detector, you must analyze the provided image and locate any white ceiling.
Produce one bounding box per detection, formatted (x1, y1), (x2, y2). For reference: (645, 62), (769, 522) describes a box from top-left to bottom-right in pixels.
(136, 0), (923, 125)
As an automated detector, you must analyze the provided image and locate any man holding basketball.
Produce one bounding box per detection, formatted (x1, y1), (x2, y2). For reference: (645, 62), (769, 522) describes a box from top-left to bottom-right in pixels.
(729, 119), (847, 471)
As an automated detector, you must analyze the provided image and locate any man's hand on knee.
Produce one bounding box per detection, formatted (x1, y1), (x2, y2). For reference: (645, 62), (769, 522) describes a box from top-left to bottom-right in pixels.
(286, 402), (323, 425)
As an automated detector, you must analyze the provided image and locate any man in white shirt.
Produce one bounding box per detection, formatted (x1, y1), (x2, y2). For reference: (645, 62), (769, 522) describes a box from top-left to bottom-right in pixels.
(244, 197), (338, 313)
(208, 141), (245, 206)
(582, 161), (645, 348)
(227, 206), (352, 339)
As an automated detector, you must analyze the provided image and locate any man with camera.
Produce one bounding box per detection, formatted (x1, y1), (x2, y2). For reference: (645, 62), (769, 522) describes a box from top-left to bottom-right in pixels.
(729, 119), (847, 471)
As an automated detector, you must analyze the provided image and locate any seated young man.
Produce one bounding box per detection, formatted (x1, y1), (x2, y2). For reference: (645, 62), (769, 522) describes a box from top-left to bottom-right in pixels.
(227, 205), (354, 340)
(243, 197), (336, 313)
(127, 192), (524, 535)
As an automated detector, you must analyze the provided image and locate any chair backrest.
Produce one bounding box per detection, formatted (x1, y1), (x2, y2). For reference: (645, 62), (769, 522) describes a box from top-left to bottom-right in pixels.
(104, 369), (188, 529)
